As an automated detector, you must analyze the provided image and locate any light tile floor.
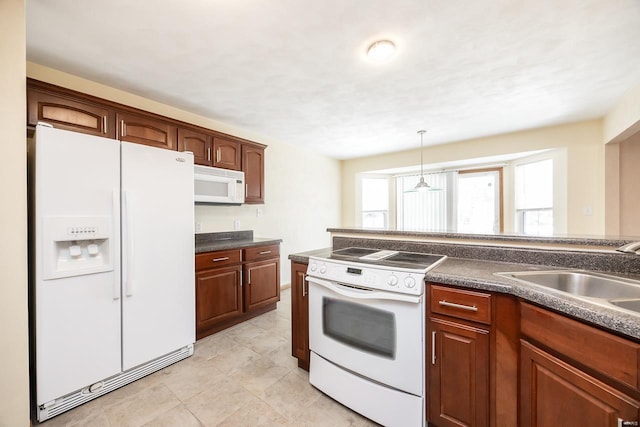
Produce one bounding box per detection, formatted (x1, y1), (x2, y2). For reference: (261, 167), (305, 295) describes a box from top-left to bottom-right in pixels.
(40, 289), (378, 427)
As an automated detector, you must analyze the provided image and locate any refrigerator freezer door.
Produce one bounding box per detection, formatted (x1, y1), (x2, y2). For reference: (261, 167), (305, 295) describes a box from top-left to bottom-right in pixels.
(120, 142), (195, 370)
(34, 126), (121, 405)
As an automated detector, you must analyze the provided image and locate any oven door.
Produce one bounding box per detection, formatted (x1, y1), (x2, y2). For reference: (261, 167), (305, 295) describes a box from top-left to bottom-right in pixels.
(308, 276), (424, 396)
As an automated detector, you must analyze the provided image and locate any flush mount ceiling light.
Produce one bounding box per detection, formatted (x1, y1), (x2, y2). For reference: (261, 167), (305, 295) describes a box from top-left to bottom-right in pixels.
(415, 130), (431, 191)
(366, 39), (396, 62)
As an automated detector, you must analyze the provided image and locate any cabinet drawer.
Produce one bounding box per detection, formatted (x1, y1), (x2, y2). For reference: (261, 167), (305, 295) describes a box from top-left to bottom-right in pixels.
(430, 285), (492, 325)
(521, 302), (640, 392)
(195, 249), (242, 271)
(244, 244), (280, 262)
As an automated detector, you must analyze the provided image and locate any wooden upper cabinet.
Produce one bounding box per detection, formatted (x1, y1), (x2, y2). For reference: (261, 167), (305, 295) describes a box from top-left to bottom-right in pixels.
(28, 88), (115, 138)
(117, 112), (176, 150)
(213, 137), (241, 170)
(242, 145), (265, 204)
(178, 127), (212, 166)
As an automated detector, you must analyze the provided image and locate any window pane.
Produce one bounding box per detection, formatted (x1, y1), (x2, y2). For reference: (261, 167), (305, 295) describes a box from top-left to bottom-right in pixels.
(521, 209), (553, 236)
(362, 211), (387, 228)
(457, 171), (499, 234)
(515, 159), (553, 209)
(397, 172), (450, 231)
(362, 178), (389, 211)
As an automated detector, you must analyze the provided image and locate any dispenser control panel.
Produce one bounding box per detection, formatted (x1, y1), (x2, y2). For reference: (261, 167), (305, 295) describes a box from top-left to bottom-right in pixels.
(42, 216), (114, 280)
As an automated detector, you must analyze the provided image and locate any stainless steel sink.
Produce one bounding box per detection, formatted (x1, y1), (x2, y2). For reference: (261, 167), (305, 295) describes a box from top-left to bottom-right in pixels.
(495, 270), (640, 314)
(609, 299), (640, 312)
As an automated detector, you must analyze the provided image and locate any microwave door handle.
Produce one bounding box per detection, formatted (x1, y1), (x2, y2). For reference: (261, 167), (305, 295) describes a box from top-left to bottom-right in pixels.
(306, 276), (421, 304)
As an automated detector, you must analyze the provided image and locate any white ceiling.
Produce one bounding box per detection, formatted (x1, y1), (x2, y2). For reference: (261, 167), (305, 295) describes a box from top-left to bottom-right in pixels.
(26, 0), (640, 160)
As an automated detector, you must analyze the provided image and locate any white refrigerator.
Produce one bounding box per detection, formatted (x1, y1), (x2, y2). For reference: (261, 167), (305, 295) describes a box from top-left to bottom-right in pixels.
(31, 124), (195, 421)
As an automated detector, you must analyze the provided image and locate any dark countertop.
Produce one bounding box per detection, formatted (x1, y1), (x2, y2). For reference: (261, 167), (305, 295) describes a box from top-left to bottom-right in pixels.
(288, 249), (640, 341)
(327, 227), (637, 248)
(195, 230), (282, 254)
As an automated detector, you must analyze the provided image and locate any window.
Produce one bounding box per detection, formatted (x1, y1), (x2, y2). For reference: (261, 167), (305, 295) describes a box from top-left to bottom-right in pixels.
(396, 171), (455, 232)
(361, 177), (389, 228)
(515, 159), (553, 235)
(457, 169), (502, 234)
(396, 169), (502, 233)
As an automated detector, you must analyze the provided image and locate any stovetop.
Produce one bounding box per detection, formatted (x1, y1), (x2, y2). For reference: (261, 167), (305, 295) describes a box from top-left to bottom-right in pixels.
(306, 247), (447, 296)
(330, 247), (446, 271)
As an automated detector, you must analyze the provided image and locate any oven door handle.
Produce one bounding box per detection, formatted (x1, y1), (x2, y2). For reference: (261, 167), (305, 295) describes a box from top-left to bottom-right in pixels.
(306, 276), (422, 304)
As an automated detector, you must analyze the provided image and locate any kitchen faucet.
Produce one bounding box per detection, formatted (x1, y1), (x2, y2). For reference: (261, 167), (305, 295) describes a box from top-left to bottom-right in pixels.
(616, 241), (640, 254)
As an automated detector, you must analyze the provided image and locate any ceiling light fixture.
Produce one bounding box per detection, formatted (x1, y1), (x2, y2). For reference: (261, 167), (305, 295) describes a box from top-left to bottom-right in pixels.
(366, 40), (396, 62)
(415, 130), (431, 191)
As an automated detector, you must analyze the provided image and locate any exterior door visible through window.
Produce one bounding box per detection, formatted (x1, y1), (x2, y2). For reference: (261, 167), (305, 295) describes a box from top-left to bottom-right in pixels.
(457, 168), (503, 234)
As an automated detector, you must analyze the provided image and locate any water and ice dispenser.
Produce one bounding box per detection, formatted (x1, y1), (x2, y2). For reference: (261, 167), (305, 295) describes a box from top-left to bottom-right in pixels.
(42, 216), (114, 280)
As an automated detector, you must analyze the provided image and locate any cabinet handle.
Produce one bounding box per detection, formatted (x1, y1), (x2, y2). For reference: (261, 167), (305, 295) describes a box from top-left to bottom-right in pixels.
(248, 270), (251, 284)
(212, 257), (229, 262)
(438, 300), (478, 312)
(431, 331), (436, 365)
(216, 148), (221, 163)
(302, 277), (307, 297)
(259, 250), (271, 255)
(120, 119), (126, 137)
(245, 184), (248, 195)
(207, 147), (211, 161)
(103, 116), (107, 134)
(618, 419), (639, 427)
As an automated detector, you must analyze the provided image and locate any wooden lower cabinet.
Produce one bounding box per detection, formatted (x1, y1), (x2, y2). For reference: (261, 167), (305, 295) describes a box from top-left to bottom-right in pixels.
(428, 316), (490, 427)
(196, 244), (280, 340)
(196, 265), (242, 332)
(291, 262), (310, 370)
(520, 340), (640, 427)
(426, 284), (518, 427)
(244, 258), (280, 311)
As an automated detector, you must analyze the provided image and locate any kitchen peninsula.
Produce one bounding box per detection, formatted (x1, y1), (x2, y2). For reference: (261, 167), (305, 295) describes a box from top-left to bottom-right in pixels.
(290, 228), (640, 427)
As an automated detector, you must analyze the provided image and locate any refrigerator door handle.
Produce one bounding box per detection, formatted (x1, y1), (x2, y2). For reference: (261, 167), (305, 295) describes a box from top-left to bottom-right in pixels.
(113, 189), (121, 300)
(123, 190), (135, 297)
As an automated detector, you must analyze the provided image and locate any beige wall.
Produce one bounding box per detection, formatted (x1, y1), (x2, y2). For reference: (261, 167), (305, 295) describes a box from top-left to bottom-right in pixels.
(0, 0), (30, 426)
(342, 120), (605, 236)
(604, 82), (640, 144)
(27, 63), (342, 284)
(617, 132), (640, 237)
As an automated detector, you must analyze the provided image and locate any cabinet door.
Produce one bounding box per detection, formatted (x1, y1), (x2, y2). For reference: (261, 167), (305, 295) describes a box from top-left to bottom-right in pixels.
(242, 145), (265, 204)
(244, 258), (280, 312)
(428, 317), (490, 427)
(291, 262), (310, 370)
(520, 340), (640, 427)
(28, 88), (115, 138)
(178, 127), (212, 166)
(213, 137), (241, 170)
(117, 112), (177, 150)
(196, 265), (242, 335)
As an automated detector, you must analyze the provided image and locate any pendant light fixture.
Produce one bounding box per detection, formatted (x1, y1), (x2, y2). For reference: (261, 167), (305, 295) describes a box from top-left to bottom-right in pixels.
(415, 130), (431, 191)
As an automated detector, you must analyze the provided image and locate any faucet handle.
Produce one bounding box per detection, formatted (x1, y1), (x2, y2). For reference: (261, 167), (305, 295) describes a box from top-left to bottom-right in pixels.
(616, 241), (640, 254)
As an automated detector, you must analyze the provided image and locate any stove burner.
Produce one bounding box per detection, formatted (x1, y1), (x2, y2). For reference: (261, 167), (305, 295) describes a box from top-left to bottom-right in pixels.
(330, 247), (446, 271)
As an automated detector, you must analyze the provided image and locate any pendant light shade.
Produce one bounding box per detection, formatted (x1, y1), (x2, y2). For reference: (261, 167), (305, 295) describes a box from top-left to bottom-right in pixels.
(415, 130), (430, 191)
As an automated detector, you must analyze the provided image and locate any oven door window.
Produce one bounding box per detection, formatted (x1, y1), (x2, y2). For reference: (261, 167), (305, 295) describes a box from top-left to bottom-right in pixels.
(322, 297), (396, 359)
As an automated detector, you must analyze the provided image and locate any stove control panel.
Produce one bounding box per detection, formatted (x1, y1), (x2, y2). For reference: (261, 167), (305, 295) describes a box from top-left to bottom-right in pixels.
(307, 257), (425, 296)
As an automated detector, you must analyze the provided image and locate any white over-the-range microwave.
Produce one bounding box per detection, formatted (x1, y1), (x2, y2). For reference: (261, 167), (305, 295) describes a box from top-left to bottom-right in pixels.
(194, 165), (245, 205)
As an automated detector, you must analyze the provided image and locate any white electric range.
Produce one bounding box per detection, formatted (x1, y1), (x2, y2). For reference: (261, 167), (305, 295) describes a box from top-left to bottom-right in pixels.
(306, 247), (446, 427)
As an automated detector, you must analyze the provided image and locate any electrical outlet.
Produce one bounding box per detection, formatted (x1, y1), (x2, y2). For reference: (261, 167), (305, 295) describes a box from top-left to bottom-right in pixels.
(234, 220), (240, 230)
(195, 222), (202, 232)
(256, 208), (263, 217)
